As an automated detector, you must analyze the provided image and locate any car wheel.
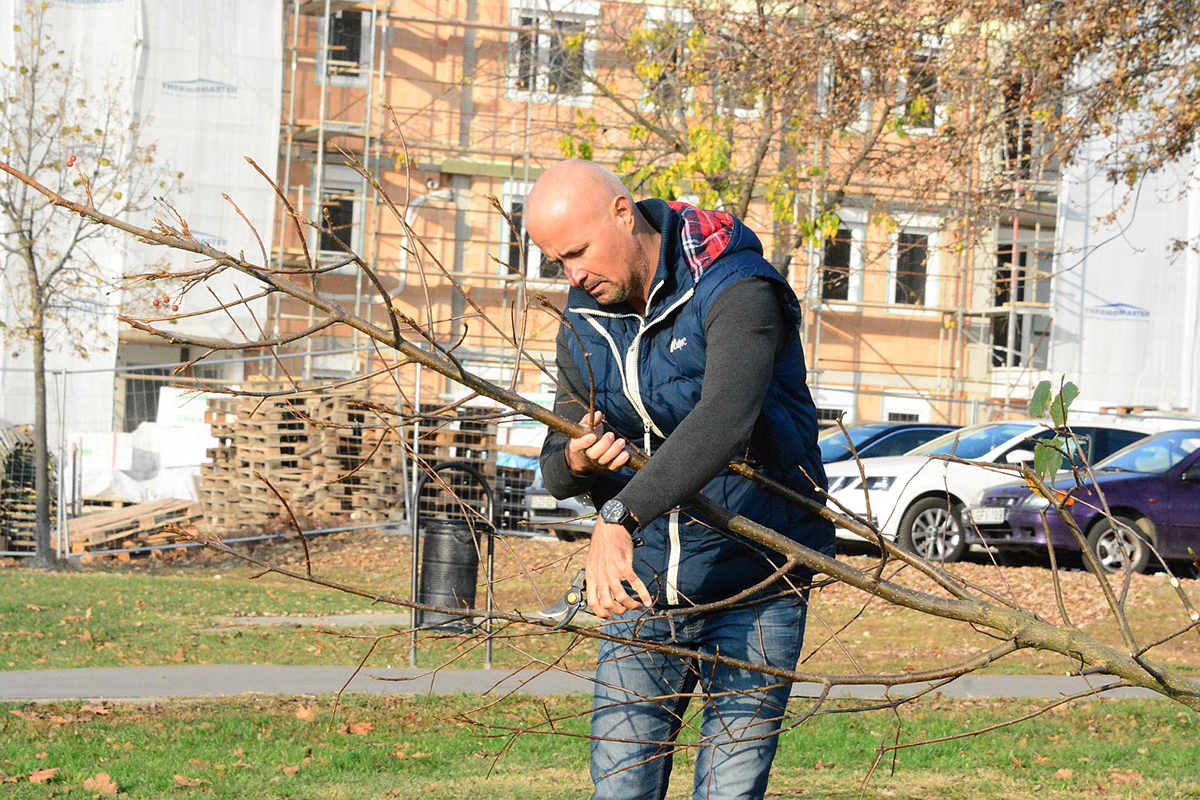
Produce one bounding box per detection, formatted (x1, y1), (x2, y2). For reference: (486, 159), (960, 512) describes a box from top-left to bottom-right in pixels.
(898, 497), (967, 562)
(1086, 516), (1151, 574)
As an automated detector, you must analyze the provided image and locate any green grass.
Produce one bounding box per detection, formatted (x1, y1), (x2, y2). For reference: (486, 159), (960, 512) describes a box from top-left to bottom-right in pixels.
(3, 532), (1198, 678)
(0, 696), (1196, 798)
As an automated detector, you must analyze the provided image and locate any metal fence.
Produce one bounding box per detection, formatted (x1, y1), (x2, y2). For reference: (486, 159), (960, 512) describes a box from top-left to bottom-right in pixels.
(3, 346), (1197, 560)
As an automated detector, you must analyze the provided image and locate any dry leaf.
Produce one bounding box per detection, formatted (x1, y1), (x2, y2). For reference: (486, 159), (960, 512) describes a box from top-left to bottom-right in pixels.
(347, 721), (372, 736)
(79, 704), (109, 716)
(1109, 768), (1142, 785)
(295, 705), (316, 721)
(82, 772), (118, 796)
(282, 766), (300, 776)
(1010, 754), (1023, 769)
(187, 758), (209, 769)
(1055, 768), (1074, 779)
(173, 774), (207, 787)
(28, 767), (58, 784)
(34, 752), (47, 759)
(171, 647), (185, 663)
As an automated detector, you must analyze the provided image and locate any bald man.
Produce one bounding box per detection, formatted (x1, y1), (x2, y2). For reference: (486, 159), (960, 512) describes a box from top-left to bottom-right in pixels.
(532, 160), (834, 800)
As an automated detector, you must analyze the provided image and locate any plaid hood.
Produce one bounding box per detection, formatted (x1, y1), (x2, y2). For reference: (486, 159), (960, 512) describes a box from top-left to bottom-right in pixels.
(665, 200), (737, 283)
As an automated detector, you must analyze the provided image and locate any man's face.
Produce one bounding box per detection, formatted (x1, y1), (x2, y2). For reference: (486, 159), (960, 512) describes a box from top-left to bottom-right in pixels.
(528, 196), (646, 306)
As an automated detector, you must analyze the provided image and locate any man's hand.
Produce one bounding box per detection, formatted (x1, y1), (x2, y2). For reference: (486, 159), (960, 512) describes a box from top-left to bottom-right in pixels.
(566, 411), (630, 476)
(586, 519), (653, 619)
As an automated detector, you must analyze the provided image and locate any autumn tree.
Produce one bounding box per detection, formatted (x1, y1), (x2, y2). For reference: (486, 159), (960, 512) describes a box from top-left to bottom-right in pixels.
(0, 6), (172, 567)
(547, 0), (1200, 274)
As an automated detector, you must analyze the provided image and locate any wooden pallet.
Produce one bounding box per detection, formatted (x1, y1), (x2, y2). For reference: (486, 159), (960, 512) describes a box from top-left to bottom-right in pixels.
(68, 498), (202, 551)
(197, 387), (497, 532)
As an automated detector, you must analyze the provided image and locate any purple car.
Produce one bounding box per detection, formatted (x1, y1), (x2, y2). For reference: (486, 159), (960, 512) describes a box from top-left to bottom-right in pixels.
(972, 429), (1200, 573)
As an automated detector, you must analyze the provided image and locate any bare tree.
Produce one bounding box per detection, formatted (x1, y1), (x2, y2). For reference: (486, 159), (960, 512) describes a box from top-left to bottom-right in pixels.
(0, 6), (173, 566)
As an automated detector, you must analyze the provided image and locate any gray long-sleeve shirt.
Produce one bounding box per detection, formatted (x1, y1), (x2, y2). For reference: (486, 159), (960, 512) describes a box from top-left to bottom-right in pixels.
(539, 277), (786, 526)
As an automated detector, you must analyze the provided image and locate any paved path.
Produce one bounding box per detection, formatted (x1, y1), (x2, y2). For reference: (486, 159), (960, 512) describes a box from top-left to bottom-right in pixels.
(0, 665), (1160, 703)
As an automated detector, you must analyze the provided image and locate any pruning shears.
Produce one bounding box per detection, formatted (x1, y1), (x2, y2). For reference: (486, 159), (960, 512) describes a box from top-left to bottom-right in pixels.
(535, 568), (587, 630)
(536, 536), (644, 630)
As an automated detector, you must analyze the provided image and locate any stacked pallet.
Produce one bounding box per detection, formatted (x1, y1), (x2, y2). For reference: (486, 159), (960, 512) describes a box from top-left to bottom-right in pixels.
(197, 386), (497, 533)
(68, 498), (202, 553)
(0, 426), (54, 553)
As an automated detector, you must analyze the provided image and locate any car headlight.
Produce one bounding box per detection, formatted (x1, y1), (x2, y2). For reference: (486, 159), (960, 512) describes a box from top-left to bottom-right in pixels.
(1021, 495), (1050, 508)
(827, 475), (896, 493)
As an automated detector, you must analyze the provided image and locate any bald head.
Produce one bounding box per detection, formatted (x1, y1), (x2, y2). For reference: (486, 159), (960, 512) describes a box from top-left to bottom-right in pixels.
(526, 159), (633, 233)
(524, 159), (659, 312)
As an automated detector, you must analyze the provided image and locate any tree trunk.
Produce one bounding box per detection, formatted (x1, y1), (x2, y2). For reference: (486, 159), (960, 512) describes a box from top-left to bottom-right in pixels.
(31, 319), (56, 569)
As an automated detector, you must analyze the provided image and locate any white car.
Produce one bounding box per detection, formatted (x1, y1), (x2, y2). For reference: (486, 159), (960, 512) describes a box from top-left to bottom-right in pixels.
(823, 420), (1151, 561)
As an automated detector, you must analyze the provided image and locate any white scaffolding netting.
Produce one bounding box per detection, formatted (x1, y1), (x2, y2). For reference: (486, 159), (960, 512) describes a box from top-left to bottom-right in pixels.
(1051, 135), (1200, 414)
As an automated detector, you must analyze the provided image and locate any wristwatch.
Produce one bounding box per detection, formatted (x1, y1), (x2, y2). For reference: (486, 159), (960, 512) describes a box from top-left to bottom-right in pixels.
(599, 498), (640, 535)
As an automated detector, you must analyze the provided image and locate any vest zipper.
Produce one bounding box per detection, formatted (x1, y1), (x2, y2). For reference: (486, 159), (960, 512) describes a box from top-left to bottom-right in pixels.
(666, 510), (681, 605)
(573, 283), (696, 606)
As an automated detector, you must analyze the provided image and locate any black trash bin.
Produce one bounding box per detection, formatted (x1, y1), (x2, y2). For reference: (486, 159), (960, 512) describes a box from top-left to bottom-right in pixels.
(416, 518), (483, 629)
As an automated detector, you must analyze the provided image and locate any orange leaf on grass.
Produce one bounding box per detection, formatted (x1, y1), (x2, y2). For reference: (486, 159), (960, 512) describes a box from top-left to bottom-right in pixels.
(295, 705), (316, 721)
(28, 767), (58, 784)
(82, 772), (118, 796)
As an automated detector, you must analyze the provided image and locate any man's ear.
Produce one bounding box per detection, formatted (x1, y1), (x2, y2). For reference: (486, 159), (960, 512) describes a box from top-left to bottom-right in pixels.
(611, 194), (635, 232)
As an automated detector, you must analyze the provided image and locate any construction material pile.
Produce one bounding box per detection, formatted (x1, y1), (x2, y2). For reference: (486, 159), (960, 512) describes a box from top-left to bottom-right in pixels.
(68, 498), (203, 556)
(0, 426), (54, 553)
(198, 382), (496, 533)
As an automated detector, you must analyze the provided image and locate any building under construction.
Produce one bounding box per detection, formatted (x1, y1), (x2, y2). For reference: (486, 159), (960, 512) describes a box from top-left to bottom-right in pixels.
(265, 0), (1062, 432)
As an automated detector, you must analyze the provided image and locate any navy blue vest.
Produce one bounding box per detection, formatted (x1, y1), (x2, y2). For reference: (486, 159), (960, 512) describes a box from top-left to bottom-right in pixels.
(563, 199), (834, 606)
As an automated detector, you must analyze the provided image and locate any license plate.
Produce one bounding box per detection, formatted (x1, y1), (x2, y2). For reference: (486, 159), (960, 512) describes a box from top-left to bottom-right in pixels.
(529, 494), (558, 510)
(970, 507), (1006, 525)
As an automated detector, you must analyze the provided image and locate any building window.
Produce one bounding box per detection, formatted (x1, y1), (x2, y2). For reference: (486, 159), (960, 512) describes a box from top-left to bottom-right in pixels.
(329, 10), (363, 68)
(318, 192), (356, 255)
(816, 407), (845, 424)
(893, 232), (929, 305)
(499, 181), (559, 281)
(901, 53), (942, 131)
(887, 412), (920, 423)
(819, 65), (872, 132)
(510, 4), (597, 103)
(991, 243), (1051, 369)
(319, 9), (368, 86)
(123, 368), (169, 432)
(821, 227), (853, 302)
(1003, 80), (1034, 178)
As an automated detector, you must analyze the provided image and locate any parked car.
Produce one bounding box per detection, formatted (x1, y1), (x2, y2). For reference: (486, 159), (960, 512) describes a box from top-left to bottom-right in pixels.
(969, 429), (1200, 573)
(817, 422), (959, 463)
(524, 469), (595, 540)
(824, 420), (1153, 561)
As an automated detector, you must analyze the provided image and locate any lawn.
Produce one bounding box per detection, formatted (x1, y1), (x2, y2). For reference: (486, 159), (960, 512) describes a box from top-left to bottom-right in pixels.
(0, 695), (1195, 798)
(2, 529), (1198, 677)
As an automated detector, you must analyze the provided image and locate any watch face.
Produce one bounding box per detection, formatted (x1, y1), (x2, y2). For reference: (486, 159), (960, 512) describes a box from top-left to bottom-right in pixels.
(600, 499), (627, 523)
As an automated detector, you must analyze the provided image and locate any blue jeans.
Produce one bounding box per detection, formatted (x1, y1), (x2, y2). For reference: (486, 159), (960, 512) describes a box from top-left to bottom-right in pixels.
(589, 593), (807, 800)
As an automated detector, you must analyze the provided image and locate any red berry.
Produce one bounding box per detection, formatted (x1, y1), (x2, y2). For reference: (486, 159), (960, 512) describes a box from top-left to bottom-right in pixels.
(67, 155), (75, 167)
(162, 295), (170, 303)
(171, 304), (179, 312)
(152, 299), (160, 307)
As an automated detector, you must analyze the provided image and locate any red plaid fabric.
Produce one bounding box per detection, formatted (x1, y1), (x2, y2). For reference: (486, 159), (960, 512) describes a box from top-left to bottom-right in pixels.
(666, 201), (735, 282)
